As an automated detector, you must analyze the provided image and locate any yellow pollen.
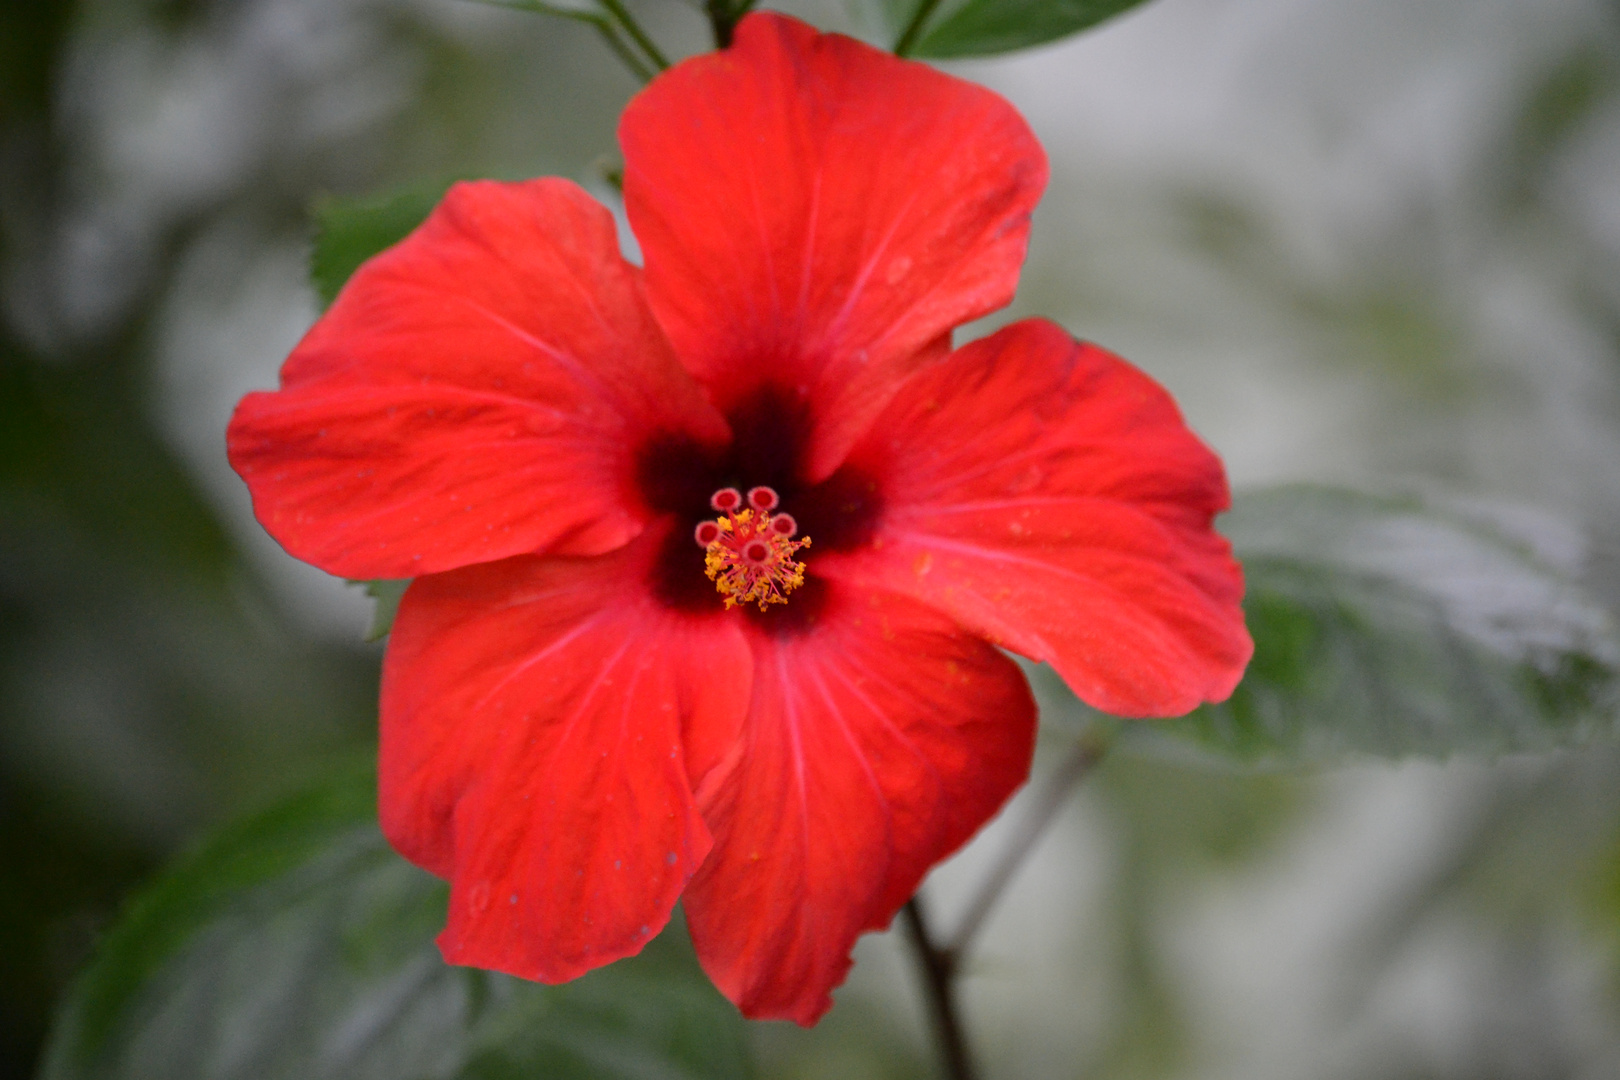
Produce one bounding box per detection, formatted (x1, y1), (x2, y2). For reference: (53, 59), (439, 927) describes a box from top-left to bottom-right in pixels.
(702, 507), (812, 611)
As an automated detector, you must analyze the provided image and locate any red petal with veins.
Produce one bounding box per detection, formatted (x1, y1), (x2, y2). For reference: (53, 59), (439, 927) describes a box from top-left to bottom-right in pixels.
(227, 178), (728, 580)
(621, 12), (1047, 482)
(824, 319), (1252, 717)
(682, 586), (1035, 1024)
(379, 526), (749, 983)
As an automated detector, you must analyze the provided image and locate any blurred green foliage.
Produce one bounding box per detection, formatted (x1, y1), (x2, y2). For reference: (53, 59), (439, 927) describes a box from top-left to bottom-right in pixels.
(39, 763), (753, 1080)
(1151, 486), (1620, 763)
(0, 2), (378, 1075)
(6, 0), (1620, 1078)
(881, 0), (1156, 58)
(310, 184), (453, 309)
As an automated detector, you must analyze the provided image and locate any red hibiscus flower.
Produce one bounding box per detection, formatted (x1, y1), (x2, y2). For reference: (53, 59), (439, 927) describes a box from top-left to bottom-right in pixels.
(226, 12), (1251, 1024)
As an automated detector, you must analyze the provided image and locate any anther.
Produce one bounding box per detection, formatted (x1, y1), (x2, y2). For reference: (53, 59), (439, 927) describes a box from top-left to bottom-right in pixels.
(747, 486), (779, 512)
(711, 488), (742, 513)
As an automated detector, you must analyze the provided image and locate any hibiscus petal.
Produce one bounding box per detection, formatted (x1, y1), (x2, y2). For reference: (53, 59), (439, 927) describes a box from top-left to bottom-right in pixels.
(825, 319), (1253, 717)
(228, 178), (729, 580)
(621, 12), (1047, 482)
(378, 526), (749, 983)
(682, 586), (1035, 1024)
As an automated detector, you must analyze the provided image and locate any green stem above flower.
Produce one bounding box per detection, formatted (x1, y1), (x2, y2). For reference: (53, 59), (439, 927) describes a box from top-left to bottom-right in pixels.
(705, 0), (758, 48)
(893, 0), (946, 57)
(598, 0), (671, 69)
(467, 0), (665, 83)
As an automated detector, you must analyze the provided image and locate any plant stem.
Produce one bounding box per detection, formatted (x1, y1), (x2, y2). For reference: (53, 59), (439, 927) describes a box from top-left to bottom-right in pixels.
(704, 0), (737, 47)
(900, 728), (1113, 1078)
(465, 0), (655, 83)
(598, 0), (670, 70)
(902, 896), (977, 1080)
(945, 732), (1111, 958)
(590, 18), (655, 82)
(893, 0), (945, 57)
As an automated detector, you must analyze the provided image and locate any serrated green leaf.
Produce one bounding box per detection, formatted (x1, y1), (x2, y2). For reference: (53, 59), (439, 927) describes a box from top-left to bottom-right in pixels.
(902, 0), (1156, 59)
(357, 579), (411, 642)
(40, 764), (753, 1080)
(310, 183), (451, 308)
(1045, 485), (1620, 766)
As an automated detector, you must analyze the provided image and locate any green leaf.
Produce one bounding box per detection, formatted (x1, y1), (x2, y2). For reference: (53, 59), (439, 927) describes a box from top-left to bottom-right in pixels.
(41, 763), (754, 1080)
(1043, 485), (1620, 766)
(357, 579), (411, 642)
(310, 182), (451, 308)
(896, 0), (1156, 59)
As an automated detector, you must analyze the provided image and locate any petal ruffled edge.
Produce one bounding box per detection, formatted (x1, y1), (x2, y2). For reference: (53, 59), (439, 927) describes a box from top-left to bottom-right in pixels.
(622, 12), (1047, 482)
(228, 178), (729, 580)
(379, 524), (750, 982)
(825, 319), (1252, 717)
(682, 583), (1035, 1024)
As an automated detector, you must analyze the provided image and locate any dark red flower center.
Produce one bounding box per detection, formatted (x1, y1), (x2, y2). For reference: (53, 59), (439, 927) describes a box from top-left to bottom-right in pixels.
(636, 388), (883, 624)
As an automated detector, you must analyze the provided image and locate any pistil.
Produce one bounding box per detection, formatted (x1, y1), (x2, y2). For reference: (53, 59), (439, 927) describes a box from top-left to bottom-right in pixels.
(694, 486), (812, 611)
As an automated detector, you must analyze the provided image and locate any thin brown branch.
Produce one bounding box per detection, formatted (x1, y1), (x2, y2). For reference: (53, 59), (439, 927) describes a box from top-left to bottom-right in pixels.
(945, 733), (1111, 959)
(902, 896), (977, 1080)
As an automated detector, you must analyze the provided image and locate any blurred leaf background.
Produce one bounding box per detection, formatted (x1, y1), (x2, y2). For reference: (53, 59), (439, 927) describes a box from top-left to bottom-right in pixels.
(4, 0), (1620, 1078)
